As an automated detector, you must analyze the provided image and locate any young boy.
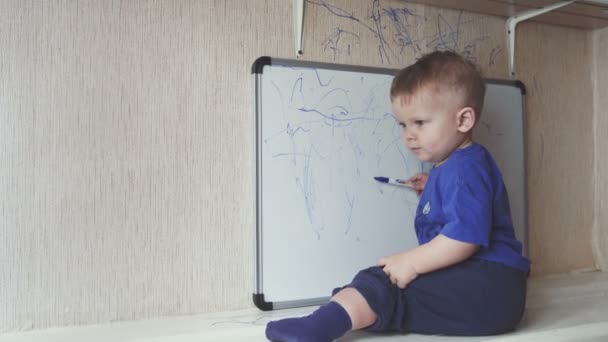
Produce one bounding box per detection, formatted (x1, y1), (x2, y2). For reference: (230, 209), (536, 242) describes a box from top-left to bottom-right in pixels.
(265, 50), (530, 341)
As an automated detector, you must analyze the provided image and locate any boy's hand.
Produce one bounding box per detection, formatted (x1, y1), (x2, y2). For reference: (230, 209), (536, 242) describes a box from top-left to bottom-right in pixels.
(405, 173), (428, 195)
(377, 252), (419, 289)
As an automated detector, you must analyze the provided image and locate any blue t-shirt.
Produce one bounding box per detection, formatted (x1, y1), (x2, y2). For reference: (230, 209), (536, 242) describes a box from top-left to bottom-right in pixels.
(414, 143), (530, 273)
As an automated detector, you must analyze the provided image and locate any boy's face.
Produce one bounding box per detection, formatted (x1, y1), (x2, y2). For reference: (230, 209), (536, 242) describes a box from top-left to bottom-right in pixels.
(392, 87), (474, 165)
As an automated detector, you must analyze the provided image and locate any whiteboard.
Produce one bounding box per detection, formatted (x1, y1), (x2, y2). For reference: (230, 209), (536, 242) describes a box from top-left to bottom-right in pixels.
(252, 57), (527, 310)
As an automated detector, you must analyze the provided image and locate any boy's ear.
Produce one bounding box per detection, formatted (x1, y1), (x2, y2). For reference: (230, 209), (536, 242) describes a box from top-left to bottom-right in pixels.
(456, 107), (476, 133)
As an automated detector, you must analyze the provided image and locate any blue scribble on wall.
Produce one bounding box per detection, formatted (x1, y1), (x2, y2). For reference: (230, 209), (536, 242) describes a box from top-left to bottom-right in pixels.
(322, 28), (361, 60)
(307, 0), (491, 64)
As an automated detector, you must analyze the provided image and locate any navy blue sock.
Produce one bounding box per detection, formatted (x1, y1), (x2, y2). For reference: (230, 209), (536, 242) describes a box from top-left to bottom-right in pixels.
(265, 301), (352, 342)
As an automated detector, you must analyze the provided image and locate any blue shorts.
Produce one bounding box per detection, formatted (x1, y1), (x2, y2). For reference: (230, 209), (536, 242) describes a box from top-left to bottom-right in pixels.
(333, 258), (527, 336)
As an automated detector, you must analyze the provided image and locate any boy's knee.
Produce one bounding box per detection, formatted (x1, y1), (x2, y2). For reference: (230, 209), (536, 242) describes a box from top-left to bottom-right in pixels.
(348, 266), (399, 318)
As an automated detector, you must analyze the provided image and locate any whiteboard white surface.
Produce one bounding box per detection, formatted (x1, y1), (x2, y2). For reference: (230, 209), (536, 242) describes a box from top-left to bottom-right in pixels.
(253, 58), (526, 310)
(474, 80), (528, 259)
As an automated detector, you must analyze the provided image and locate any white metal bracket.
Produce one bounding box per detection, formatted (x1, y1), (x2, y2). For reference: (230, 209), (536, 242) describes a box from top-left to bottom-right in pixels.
(294, 0), (304, 56)
(507, 1), (576, 76)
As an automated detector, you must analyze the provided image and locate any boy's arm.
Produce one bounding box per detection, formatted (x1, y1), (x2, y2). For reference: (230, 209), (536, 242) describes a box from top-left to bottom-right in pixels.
(405, 234), (479, 274)
(378, 234), (479, 288)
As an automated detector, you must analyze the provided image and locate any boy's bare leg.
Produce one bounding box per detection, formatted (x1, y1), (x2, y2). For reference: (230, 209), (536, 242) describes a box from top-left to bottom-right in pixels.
(331, 287), (377, 330)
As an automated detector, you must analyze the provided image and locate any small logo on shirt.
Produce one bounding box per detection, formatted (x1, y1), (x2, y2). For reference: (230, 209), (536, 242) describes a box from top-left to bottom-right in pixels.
(422, 201), (431, 215)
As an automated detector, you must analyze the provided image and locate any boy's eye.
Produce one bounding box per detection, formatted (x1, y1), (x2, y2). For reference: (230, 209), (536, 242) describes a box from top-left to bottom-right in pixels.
(398, 122), (406, 128)
(415, 120), (424, 126)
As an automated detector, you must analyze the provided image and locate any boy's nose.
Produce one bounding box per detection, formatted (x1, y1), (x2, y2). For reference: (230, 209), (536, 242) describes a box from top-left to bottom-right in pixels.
(404, 131), (415, 141)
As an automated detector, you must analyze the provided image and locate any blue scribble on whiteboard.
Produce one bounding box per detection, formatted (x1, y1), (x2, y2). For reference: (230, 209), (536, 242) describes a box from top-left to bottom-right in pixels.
(262, 66), (423, 239)
(344, 191), (355, 234)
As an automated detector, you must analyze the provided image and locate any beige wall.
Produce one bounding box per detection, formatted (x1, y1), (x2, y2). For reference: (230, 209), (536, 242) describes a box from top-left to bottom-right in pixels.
(0, 0), (598, 331)
(594, 26), (608, 271)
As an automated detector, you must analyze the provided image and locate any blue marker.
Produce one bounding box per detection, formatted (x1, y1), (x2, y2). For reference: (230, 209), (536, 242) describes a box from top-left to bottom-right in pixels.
(374, 176), (414, 188)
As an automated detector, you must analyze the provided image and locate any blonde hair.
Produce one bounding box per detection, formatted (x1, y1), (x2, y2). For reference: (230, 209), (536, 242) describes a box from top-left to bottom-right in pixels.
(390, 50), (486, 117)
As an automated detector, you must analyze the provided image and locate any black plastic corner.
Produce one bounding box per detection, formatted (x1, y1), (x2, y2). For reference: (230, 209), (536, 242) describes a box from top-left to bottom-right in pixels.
(253, 293), (273, 311)
(514, 80), (526, 95)
(252, 56), (272, 74)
